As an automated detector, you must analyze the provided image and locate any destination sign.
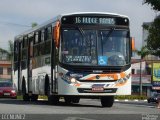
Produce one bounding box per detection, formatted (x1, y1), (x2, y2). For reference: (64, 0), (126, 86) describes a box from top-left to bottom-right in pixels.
(75, 17), (115, 25)
(61, 15), (129, 26)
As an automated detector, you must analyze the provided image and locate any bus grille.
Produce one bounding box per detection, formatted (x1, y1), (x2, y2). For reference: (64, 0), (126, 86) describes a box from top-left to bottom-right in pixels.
(77, 88), (117, 93)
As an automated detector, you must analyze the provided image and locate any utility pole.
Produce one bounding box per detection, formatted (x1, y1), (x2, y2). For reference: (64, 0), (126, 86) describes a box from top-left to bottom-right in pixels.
(140, 58), (142, 96)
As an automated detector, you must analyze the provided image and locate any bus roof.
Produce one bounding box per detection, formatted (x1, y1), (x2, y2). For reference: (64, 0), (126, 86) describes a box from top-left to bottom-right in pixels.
(61, 12), (129, 18)
(15, 12), (129, 40)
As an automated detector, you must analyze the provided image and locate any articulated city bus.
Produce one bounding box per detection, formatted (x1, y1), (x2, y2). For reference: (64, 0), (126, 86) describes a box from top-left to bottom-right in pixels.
(13, 12), (132, 107)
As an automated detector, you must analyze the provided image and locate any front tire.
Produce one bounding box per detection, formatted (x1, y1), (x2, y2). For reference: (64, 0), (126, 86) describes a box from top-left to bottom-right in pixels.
(101, 96), (114, 107)
(48, 95), (59, 105)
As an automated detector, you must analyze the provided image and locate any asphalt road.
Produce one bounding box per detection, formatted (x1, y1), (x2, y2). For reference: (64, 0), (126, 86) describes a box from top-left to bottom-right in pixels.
(0, 98), (159, 120)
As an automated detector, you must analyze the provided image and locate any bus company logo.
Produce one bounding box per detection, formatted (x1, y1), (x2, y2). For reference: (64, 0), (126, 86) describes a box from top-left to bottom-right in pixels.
(1, 114), (25, 120)
(142, 114), (159, 120)
(70, 73), (84, 78)
(96, 75), (100, 79)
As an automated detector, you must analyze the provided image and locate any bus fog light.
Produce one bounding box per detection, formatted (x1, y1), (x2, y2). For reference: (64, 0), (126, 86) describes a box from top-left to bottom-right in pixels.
(70, 78), (76, 83)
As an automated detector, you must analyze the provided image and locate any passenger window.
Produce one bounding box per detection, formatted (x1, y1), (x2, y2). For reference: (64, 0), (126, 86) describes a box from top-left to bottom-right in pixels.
(41, 30), (45, 42)
(45, 40), (51, 54)
(35, 32), (39, 44)
(33, 45), (39, 57)
(39, 43), (45, 55)
(47, 27), (52, 40)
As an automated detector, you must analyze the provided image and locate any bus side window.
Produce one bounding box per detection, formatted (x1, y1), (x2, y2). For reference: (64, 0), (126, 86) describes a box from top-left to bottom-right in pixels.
(45, 27), (51, 54)
(40, 42), (45, 55)
(45, 40), (51, 54)
(35, 32), (39, 44)
(33, 45), (39, 57)
(41, 30), (45, 42)
(44, 28), (48, 41)
(38, 31), (41, 43)
(47, 27), (52, 40)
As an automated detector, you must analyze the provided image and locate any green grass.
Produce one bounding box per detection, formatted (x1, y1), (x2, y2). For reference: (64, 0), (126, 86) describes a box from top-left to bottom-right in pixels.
(115, 95), (148, 100)
(17, 95), (23, 100)
(38, 95), (48, 100)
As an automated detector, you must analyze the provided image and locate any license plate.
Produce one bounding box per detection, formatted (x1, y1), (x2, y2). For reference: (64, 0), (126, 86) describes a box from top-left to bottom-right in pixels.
(92, 84), (105, 92)
(4, 93), (10, 96)
(92, 87), (104, 92)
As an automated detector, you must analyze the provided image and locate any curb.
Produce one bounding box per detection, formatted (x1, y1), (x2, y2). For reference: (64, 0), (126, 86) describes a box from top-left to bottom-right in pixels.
(115, 99), (147, 102)
(38, 99), (47, 101)
(38, 99), (148, 102)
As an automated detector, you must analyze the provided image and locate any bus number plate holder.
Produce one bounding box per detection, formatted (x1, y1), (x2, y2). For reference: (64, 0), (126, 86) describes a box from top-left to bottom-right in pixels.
(92, 84), (104, 92)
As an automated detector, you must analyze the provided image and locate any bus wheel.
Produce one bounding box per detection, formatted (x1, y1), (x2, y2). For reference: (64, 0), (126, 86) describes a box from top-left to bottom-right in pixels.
(48, 95), (59, 105)
(45, 75), (50, 96)
(72, 97), (80, 103)
(22, 79), (30, 101)
(101, 96), (114, 107)
(31, 95), (38, 101)
(64, 97), (72, 104)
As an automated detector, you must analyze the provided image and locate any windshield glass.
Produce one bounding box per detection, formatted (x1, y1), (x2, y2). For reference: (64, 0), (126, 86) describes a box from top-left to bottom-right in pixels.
(61, 28), (130, 66)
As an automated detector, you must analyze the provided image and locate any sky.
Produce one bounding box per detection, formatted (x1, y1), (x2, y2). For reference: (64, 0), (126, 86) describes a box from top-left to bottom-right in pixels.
(0, 0), (156, 50)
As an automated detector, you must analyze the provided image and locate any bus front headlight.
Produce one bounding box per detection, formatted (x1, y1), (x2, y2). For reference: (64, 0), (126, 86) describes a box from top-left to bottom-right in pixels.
(70, 78), (76, 83)
(116, 74), (130, 85)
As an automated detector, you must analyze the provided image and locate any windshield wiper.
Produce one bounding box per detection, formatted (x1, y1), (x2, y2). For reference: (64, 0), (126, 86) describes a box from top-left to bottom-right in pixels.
(77, 27), (85, 37)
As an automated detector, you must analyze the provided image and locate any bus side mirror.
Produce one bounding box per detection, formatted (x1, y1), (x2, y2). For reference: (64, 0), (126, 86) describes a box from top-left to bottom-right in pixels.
(53, 21), (60, 48)
(131, 37), (135, 51)
(130, 37), (136, 57)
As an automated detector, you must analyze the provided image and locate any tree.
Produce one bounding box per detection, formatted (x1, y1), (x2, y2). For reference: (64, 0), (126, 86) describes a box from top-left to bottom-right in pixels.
(136, 46), (149, 96)
(144, 18), (160, 56)
(8, 40), (14, 60)
(143, 0), (160, 11)
(143, 0), (160, 56)
(0, 40), (13, 60)
(0, 40), (13, 81)
(32, 22), (38, 28)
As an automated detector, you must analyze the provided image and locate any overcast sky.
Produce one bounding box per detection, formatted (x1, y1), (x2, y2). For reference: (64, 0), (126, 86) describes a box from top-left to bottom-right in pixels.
(0, 0), (156, 50)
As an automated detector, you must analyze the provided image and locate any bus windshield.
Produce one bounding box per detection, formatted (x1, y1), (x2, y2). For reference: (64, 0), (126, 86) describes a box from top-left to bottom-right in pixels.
(61, 27), (130, 66)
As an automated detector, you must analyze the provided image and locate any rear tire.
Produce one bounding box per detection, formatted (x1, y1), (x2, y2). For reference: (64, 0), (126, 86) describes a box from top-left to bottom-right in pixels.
(101, 96), (114, 107)
(22, 78), (30, 101)
(23, 94), (30, 101)
(64, 97), (72, 104)
(31, 94), (38, 101)
(72, 97), (80, 103)
(48, 95), (59, 105)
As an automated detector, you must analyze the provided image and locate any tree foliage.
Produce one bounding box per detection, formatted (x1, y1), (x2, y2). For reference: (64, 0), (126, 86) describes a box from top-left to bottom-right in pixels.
(143, 0), (160, 56)
(0, 40), (13, 60)
(143, 0), (160, 11)
(32, 22), (38, 28)
(136, 46), (149, 59)
(8, 40), (14, 60)
(145, 18), (160, 56)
